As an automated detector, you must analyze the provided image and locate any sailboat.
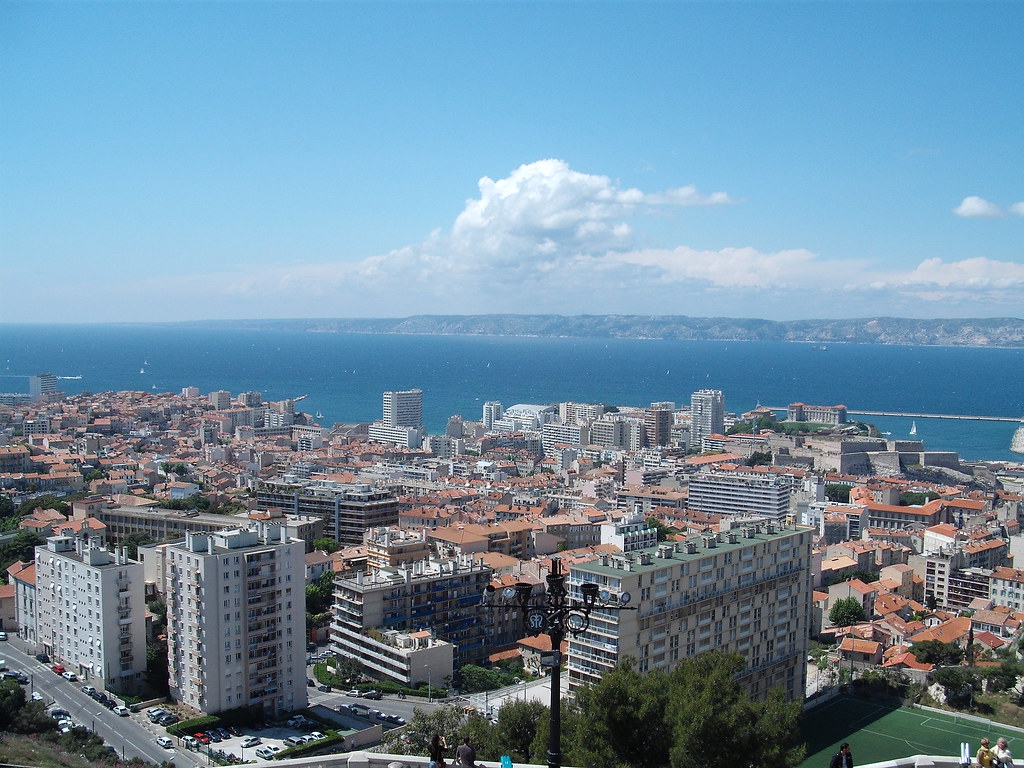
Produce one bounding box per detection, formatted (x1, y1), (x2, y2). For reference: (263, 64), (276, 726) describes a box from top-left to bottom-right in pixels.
(909, 421), (918, 436)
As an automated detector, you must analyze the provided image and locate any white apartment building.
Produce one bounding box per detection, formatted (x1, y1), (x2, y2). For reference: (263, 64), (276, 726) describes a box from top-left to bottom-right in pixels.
(482, 401), (504, 430)
(165, 525), (307, 716)
(368, 422), (424, 449)
(690, 389), (725, 446)
(569, 520), (813, 702)
(687, 470), (792, 521)
(542, 422), (590, 457)
(383, 389), (423, 428)
(34, 536), (147, 694)
(600, 509), (659, 552)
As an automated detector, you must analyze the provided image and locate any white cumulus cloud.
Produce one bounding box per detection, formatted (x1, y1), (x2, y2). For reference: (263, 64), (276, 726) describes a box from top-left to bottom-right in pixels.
(1010, 201), (1024, 217)
(953, 196), (1006, 218)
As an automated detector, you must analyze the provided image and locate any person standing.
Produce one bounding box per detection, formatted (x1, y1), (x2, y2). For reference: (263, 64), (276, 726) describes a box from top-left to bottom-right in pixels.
(456, 736), (477, 768)
(429, 734), (448, 768)
(995, 738), (1012, 768)
(830, 743), (854, 768)
(978, 738), (996, 768)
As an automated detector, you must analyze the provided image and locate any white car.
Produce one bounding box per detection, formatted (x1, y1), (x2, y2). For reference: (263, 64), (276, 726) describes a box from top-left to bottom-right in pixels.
(181, 735), (198, 749)
(309, 731), (326, 740)
(240, 735), (261, 748)
(255, 746), (280, 759)
(61, 671), (78, 681)
(0, 631), (8, 640)
(156, 737), (174, 749)
(31, 691), (43, 702)
(113, 705), (130, 716)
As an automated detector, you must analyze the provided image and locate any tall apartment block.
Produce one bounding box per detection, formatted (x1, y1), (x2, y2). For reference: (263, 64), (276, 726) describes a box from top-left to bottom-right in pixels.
(29, 372), (62, 402)
(687, 470), (793, 521)
(568, 520), (813, 702)
(690, 388), (725, 446)
(255, 479), (398, 547)
(383, 389), (423, 428)
(482, 401), (504, 430)
(165, 526), (307, 716)
(331, 555), (498, 669)
(209, 389), (232, 410)
(34, 536), (147, 694)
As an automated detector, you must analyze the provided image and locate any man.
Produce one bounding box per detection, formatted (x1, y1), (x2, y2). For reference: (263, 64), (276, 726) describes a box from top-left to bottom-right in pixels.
(830, 743), (853, 768)
(456, 737), (477, 768)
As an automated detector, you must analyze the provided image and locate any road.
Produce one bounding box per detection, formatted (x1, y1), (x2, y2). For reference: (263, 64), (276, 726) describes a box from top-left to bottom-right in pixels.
(1, 636), (202, 768)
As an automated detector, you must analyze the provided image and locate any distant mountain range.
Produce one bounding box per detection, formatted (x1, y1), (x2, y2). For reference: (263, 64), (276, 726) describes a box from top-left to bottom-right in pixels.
(176, 315), (1024, 347)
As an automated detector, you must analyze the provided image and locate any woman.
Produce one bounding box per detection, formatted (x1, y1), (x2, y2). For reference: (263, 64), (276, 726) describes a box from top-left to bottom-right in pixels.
(995, 738), (1012, 768)
(429, 734), (448, 768)
(978, 738), (995, 768)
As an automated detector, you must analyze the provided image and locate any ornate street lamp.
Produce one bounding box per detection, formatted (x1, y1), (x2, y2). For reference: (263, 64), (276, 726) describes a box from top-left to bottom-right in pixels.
(480, 558), (633, 768)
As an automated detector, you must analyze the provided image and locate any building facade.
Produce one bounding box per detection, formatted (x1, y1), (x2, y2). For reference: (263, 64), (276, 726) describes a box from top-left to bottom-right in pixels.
(568, 520), (813, 702)
(255, 479), (398, 547)
(687, 470), (792, 521)
(690, 389), (725, 446)
(331, 555), (497, 668)
(33, 536), (147, 694)
(165, 526), (307, 716)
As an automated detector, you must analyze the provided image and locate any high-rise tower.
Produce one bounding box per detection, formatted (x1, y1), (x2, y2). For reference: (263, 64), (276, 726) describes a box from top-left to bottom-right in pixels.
(690, 388), (725, 447)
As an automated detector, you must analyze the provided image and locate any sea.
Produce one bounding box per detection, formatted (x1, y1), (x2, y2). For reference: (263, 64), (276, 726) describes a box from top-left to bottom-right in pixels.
(1, 323), (1022, 462)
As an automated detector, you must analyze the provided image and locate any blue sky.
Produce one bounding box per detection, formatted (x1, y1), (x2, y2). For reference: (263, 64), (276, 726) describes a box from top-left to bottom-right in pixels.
(2, 1), (1021, 323)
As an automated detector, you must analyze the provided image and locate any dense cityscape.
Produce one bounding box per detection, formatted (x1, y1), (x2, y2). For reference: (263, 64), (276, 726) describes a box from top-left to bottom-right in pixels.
(1, 374), (1023, 767)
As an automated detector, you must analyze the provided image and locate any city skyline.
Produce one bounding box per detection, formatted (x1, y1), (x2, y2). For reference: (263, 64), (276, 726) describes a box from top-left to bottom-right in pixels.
(2, 2), (1022, 324)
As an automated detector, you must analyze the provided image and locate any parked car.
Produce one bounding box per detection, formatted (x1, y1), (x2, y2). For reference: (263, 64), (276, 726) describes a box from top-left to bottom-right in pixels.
(283, 736), (304, 747)
(3, 671), (28, 684)
(181, 735), (198, 749)
(255, 746), (276, 759)
(61, 671), (78, 681)
(81, 685), (97, 695)
(35, 653), (49, 663)
(307, 677), (315, 687)
(345, 689), (360, 697)
(113, 705), (130, 716)
(309, 731), (326, 740)
(157, 713), (179, 725)
(50, 709), (70, 720)
(31, 691), (44, 702)
(156, 737), (174, 749)
(318, 684), (331, 692)
(0, 631), (7, 640)
(240, 736), (261, 748)
(363, 689), (382, 700)
(51, 664), (65, 675)
(146, 707), (169, 721)
(194, 732), (212, 744)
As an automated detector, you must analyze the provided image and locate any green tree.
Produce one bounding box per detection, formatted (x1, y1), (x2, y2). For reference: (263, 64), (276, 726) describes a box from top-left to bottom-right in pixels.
(146, 639), (170, 696)
(929, 667), (978, 706)
(458, 664), (517, 693)
(646, 517), (676, 542)
(571, 652), (804, 768)
(828, 597), (867, 627)
(311, 537), (340, 553)
(0, 530), (45, 580)
(121, 532), (154, 559)
(746, 450), (773, 466)
(491, 699), (548, 764)
(825, 484), (851, 503)
(912, 639), (964, 665)
(900, 491), (940, 506)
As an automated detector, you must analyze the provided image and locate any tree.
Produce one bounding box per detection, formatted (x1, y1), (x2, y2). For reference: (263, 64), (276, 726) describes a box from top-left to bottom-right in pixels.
(912, 639), (964, 666)
(746, 450), (773, 466)
(825, 484), (851, 503)
(646, 516), (675, 542)
(121, 532), (154, 559)
(571, 652), (804, 768)
(829, 597), (867, 627)
(457, 664), (517, 693)
(491, 699), (548, 764)
(146, 639), (170, 696)
(311, 537), (340, 553)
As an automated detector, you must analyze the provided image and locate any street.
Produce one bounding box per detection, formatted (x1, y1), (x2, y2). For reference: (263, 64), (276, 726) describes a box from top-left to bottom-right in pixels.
(1, 636), (203, 768)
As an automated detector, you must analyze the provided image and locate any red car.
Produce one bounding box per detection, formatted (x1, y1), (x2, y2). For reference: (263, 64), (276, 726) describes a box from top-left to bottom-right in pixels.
(194, 733), (212, 745)
(51, 664), (65, 675)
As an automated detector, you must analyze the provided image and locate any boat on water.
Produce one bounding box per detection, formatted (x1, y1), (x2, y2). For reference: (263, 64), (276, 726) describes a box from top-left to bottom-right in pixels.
(909, 421), (918, 436)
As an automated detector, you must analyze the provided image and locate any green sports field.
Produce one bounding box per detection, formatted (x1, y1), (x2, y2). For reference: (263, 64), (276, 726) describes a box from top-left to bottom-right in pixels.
(799, 697), (1018, 768)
